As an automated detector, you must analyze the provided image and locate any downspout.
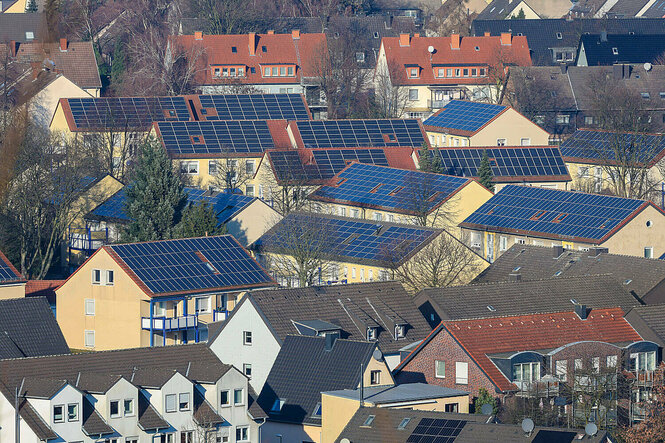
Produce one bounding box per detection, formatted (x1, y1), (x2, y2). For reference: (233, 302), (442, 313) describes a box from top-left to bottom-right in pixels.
(149, 299), (154, 347)
(257, 417), (267, 442)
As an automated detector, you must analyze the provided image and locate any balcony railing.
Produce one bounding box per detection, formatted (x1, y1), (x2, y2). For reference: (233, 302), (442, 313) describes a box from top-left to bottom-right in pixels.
(212, 309), (229, 322)
(142, 315), (197, 331)
(515, 380), (560, 397)
(428, 99), (449, 109)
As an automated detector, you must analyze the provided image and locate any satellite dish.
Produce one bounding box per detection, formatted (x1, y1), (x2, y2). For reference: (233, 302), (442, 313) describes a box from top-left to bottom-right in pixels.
(481, 404), (493, 415)
(427, 45), (435, 53)
(340, 439), (351, 443)
(372, 348), (383, 361)
(644, 62), (653, 71)
(521, 418), (535, 434)
(585, 423), (598, 436)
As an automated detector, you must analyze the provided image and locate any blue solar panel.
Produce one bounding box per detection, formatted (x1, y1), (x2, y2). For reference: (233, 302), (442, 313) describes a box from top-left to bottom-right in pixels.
(461, 185), (646, 242)
(0, 253), (21, 283)
(295, 119), (426, 149)
(257, 213), (440, 265)
(560, 130), (665, 164)
(436, 147), (570, 180)
(407, 418), (467, 443)
(157, 120), (275, 155)
(423, 100), (506, 133)
(198, 94), (310, 120)
(109, 236), (273, 294)
(311, 163), (469, 214)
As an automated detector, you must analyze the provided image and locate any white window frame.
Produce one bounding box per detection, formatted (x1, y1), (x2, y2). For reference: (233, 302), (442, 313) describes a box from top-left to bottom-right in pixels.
(165, 394), (177, 413)
(235, 426), (249, 442)
(180, 161), (199, 175)
(85, 299), (95, 316)
(243, 331), (252, 345)
(409, 89), (418, 101)
(497, 138), (506, 146)
(607, 355), (617, 368)
(455, 362), (468, 385)
(243, 363), (252, 378)
(520, 138), (531, 146)
(245, 184), (255, 197)
(179, 393), (190, 411)
(53, 404), (65, 423)
(499, 236), (508, 252)
(208, 160), (217, 175)
(435, 360), (445, 378)
(220, 390), (230, 407)
(555, 360), (567, 382)
(84, 330), (95, 348)
(110, 400), (120, 418)
(106, 270), (114, 286)
(645, 247), (654, 259)
(514, 362), (541, 383)
(123, 399), (134, 416)
(195, 296), (211, 314)
(370, 370), (381, 385)
(92, 269), (101, 284)
(233, 389), (244, 405)
(67, 403), (79, 422)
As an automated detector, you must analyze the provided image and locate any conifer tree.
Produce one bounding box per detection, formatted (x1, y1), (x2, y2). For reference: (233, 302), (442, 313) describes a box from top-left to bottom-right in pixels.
(419, 143), (432, 172)
(174, 201), (226, 238)
(478, 150), (495, 192)
(430, 148), (444, 174)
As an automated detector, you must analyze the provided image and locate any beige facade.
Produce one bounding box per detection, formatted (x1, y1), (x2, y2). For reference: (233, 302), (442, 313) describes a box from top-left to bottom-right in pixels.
(31, 75), (92, 127)
(0, 284), (26, 299)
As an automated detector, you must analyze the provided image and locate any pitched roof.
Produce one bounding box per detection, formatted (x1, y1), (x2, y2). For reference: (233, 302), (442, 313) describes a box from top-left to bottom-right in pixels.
(324, 383), (468, 404)
(24, 279), (63, 305)
(82, 399), (115, 436)
(423, 100), (508, 136)
(0, 249), (25, 284)
(0, 382), (58, 441)
(560, 129), (665, 166)
(460, 184), (657, 243)
(416, 274), (641, 322)
(222, 281), (432, 354)
(0, 297), (69, 359)
(397, 307), (642, 391)
(473, 243), (665, 299)
(607, 0), (652, 16)
(0, 13), (46, 42)
(92, 235), (275, 297)
(643, 0), (665, 17)
(138, 397), (169, 431)
(625, 304), (665, 346)
(579, 34), (665, 65)
(257, 335), (376, 425)
(309, 163), (473, 215)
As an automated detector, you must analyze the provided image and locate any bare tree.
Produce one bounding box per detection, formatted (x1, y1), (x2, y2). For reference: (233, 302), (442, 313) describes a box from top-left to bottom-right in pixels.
(396, 171), (458, 228)
(427, 0), (476, 37)
(211, 158), (253, 193)
(373, 60), (410, 118)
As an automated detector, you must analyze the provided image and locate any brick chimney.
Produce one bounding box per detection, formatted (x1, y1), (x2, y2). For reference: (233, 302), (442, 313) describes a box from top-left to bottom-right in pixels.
(451, 33), (460, 50)
(414, 33), (420, 37)
(267, 30), (274, 35)
(484, 31), (490, 37)
(292, 29), (300, 40)
(9, 40), (17, 57)
(59, 38), (67, 51)
(399, 33), (410, 47)
(500, 32), (512, 46)
(249, 32), (256, 56)
(194, 31), (203, 40)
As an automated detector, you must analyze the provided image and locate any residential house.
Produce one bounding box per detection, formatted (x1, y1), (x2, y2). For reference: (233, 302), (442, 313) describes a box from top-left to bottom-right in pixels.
(55, 235), (276, 351)
(459, 184), (665, 261)
(430, 145), (572, 191)
(334, 407), (609, 443)
(473, 244), (665, 303)
(575, 0), (665, 17)
(476, 0), (574, 20)
(255, 335), (394, 443)
(422, 100), (551, 147)
(576, 34), (665, 66)
(1, 0), (41, 13)
(0, 296), (69, 358)
(307, 163), (493, 231)
(0, 249), (26, 298)
(415, 273), (641, 328)
(375, 33), (532, 118)
(254, 212), (489, 287)
(25, 279), (63, 313)
(207, 281), (433, 392)
(0, 13), (45, 41)
(0, 343), (264, 443)
(172, 31), (328, 118)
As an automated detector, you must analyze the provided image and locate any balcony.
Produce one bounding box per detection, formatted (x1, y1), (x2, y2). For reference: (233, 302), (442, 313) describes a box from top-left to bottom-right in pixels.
(428, 99), (449, 110)
(142, 315), (197, 331)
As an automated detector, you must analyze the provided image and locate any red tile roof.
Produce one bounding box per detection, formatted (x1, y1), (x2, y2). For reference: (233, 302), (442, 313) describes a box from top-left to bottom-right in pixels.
(266, 119), (292, 149)
(25, 280), (64, 296)
(173, 32), (327, 86)
(380, 34), (532, 86)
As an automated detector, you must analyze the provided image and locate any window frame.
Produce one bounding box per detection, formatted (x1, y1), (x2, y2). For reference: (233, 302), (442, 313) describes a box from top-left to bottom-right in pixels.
(165, 394), (177, 413)
(220, 390), (230, 407)
(110, 400), (120, 418)
(195, 296), (211, 314)
(233, 388), (244, 405)
(124, 399), (135, 416)
(106, 270), (114, 286)
(455, 361), (468, 385)
(243, 331), (252, 346)
(92, 269), (101, 285)
(179, 393), (191, 411)
(84, 330), (95, 348)
(85, 299), (95, 316)
(243, 363), (252, 378)
(67, 403), (79, 422)
(53, 404), (65, 423)
(235, 426), (249, 442)
(370, 370), (381, 385)
(435, 360), (445, 378)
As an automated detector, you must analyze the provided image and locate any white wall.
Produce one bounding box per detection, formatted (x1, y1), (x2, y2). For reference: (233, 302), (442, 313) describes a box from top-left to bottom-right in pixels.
(46, 384), (86, 442)
(100, 378), (140, 439)
(0, 390), (43, 443)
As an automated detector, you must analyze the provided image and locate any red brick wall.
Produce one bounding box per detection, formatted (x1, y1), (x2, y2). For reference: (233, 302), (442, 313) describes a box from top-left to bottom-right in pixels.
(550, 341), (623, 382)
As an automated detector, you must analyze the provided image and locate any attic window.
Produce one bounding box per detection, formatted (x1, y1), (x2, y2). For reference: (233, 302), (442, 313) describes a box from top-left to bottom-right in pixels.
(612, 47), (619, 55)
(250, 67), (256, 73)
(25, 31), (34, 40)
(397, 418), (411, 430)
(641, 92), (650, 99)
(660, 92), (665, 99)
(624, 279), (632, 285)
(374, 32), (380, 38)
(475, 46), (480, 51)
(487, 305), (496, 312)
(369, 184), (383, 193)
(312, 402), (322, 417)
(191, 135), (205, 144)
(554, 270), (562, 276)
(530, 210), (546, 221)
(389, 186), (404, 196)
(556, 32), (562, 39)
(395, 324), (406, 339)
(271, 398), (285, 413)
(570, 298), (578, 304)
(231, 46), (237, 53)
(262, 46), (267, 53)
(362, 415), (376, 427)
(367, 327), (377, 341)
(552, 213), (568, 223)
(205, 262), (217, 273)
(513, 266), (521, 272)
(334, 32), (340, 39)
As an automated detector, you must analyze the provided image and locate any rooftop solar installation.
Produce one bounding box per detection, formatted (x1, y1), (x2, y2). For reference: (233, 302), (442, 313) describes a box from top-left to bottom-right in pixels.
(257, 213), (440, 265)
(311, 163), (470, 214)
(423, 100), (506, 133)
(108, 236), (273, 295)
(66, 97), (191, 130)
(560, 130), (665, 164)
(0, 254), (21, 283)
(198, 94), (310, 120)
(461, 184), (647, 242)
(435, 147), (570, 180)
(407, 418), (467, 443)
(157, 120), (275, 155)
(295, 119), (426, 149)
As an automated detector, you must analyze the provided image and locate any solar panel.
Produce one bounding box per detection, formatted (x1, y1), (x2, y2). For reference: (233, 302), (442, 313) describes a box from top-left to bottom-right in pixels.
(406, 418), (467, 443)
(198, 94), (310, 120)
(157, 120), (275, 155)
(295, 119), (426, 149)
(559, 130), (665, 164)
(0, 255), (20, 283)
(461, 185), (646, 242)
(423, 100), (506, 133)
(109, 236), (273, 294)
(66, 97), (190, 130)
(311, 163), (469, 214)
(436, 147), (569, 180)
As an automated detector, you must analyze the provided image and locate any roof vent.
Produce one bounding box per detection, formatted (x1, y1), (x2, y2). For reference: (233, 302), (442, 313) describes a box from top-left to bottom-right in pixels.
(509, 273), (521, 282)
(588, 247), (608, 257)
(574, 304), (589, 320)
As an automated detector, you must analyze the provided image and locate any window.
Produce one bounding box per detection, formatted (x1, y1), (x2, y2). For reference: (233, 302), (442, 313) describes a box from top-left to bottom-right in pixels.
(455, 68), (461, 77)
(243, 364), (252, 378)
(584, 116), (595, 125)
(556, 32), (562, 39)
(262, 46), (267, 52)
(233, 389), (243, 405)
(245, 160), (256, 175)
(238, 67), (244, 76)
(446, 68), (453, 77)
(85, 330), (95, 347)
(126, 439), (138, 443)
(312, 402), (322, 418)
(92, 269), (101, 284)
(287, 66), (294, 76)
(445, 403), (458, 413)
(388, 214), (394, 222)
(271, 398), (285, 412)
(195, 296), (211, 314)
(25, 31), (34, 40)
(520, 138), (531, 146)
(641, 92), (650, 99)
(367, 327), (377, 340)
(124, 399), (134, 416)
(370, 370), (381, 385)
(578, 166), (589, 178)
(272, 67), (279, 76)
(471, 68), (477, 77)
(435, 360), (445, 378)
(556, 114), (570, 124)
(395, 324), (405, 339)
(499, 236), (508, 251)
(410, 68), (418, 78)
(350, 208), (359, 218)
(180, 161), (199, 175)
(516, 238), (526, 245)
(355, 52), (365, 63)
(362, 415), (375, 427)
(245, 185), (254, 197)
(612, 47), (619, 55)
(68, 403), (79, 421)
(243, 331), (252, 345)
(555, 360), (567, 382)
(409, 89), (418, 101)
(220, 390), (230, 407)
(263, 66), (270, 76)
(165, 394), (177, 412)
(279, 67), (286, 76)
(179, 393), (190, 411)
(463, 68), (469, 77)
(373, 212), (382, 221)
(575, 358), (582, 370)
(85, 299), (95, 315)
(397, 418), (411, 430)
(351, 267), (357, 278)
(437, 68), (444, 78)
(455, 362), (468, 384)
(607, 355), (617, 368)
(632, 351), (657, 371)
(514, 362), (541, 383)
(53, 405), (64, 423)
(208, 160), (217, 175)
(645, 247), (654, 259)
(180, 431), (193, 443)
(110, 400), (120, 418)
(479, 68), (486, 76)
(497, 138), (506, 146)
(106, 270), (114, 285)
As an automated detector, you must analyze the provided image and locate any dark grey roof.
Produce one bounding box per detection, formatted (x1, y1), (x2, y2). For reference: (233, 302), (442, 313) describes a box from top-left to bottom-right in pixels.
(75, 373), (123, 394)
(472, 244), (665, 301)
(82, 397), (115, 436)
(0, 381), (58, 441)
(138, 395), (169, 431)
(643, 0), (665, 17)
(218, 281), (432, 355)
(18, 377), (68, 399)
(324, 383), (468, 404)
(476, 0), (523, 19)
(416, 274), (641, 323)
(294, 319), (342, 332)
(625, 304), (665, 346)
(0, 13), (45, 41)
(607, 0), (651, 17)
(194, 390), (225, 426)
(0, 297), (69, 359)
(579, 34), (665, 65)
(257, 335), (376, 426)
(247, 385), (267, 420)
(472, 18), (665, 65)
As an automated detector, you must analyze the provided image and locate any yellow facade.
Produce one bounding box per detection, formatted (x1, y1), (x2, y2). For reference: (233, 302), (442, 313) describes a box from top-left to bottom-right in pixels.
(0, 284), (27, 299)
(566, 161), (665, 197)
(3, 0), (28, 12)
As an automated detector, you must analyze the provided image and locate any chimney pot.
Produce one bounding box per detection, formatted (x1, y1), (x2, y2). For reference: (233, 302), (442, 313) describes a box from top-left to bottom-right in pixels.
(267, 30), (274, 35)
(500, 32), (512, 46)
(292, 29), (300, 40)
(399, 33), (410, 47)
(59, 38), (67, 51)
(574, 304), (588, 320)
(588, 247), (608, 257)
(451, 33), (460, 50)
(553, 245), (564, 258)
(194, 31), (203, 40)
(249, 32), (256, 56)
(484, 31), (490, 37)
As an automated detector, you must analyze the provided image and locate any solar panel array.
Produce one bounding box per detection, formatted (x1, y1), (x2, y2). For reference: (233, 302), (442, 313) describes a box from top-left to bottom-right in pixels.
(259, 213), (439, 264)
(295, 119), (426, 148)
(559, 130), (665, 163)
(66, 97), (190, 130)
(198, 94), (309, 120)
(311, 163), (469, 213)
(109, 236), (273, 294)
(269, 148), (390, 182)
(423, 100), (506, 133)
(406, 418), (467, 443)
(461, 185), (646, 241)
(436, 147), (569, 179)
(157, 121), (275, 155)
(0, 256), (20, 282)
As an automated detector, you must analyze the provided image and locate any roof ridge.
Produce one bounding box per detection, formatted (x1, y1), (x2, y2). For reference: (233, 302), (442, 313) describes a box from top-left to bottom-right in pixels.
(513, 244), (665, 263)
(444, 306), (625, 325)
(430, 272), (618, 291)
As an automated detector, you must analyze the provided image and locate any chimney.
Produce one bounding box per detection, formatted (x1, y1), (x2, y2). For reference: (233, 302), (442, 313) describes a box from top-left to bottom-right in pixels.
(613, 63), (623, 80)
(59, 38), (67, 51)
(560, 63), (568, 74)
(399, 33), (410, 47)
(451, 33), (460, 50)
(600, 30), (607, 42)
(249, 32), (256, 56)
(553, 245), (564, 258)
(509, 273), (522, 282)
(574, 304), (588, 320)
(500, 32), (512, 46)
(267, 30), (274, 35)
(588, 247), (608, 257)
(292, 29), (300, 40)
(484, 31), (490, 37)
(194, 31), (203, 40)
(414, 33), (420, 37)
(9, 40), (17, 57)
(324, 332), (338, 351)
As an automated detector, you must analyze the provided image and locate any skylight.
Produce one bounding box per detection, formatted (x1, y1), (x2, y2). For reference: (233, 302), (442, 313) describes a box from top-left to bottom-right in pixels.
(554, 271), (562, 276)
(612, 47), (619, 55)
(570, 298), (578, 304)
(397, 418), (411, 430)
(641, 92), (650, 99)
(271, 398), (285, 412)
(312, 402), (322, 417)
(363, 415), (376, 427)
(624, 279), (632, 285)
(556, 32), (562, 39)
(487, 305), (496, 312)
(513, 266), (521, 272)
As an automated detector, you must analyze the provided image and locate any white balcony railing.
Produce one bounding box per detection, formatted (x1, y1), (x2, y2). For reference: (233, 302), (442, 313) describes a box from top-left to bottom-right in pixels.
(141, 315), (197, 331)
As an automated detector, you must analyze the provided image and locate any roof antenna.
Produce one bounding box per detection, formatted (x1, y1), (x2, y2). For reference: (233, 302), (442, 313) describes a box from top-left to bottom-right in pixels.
(130, 366), (138, 383)
(75, 371), (81, 387)
(186, 361), (192, 377)
(359, 362), (364, 408)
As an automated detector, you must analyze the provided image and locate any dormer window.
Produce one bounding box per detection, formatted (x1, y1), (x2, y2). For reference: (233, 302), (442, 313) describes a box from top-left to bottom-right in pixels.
(409, 68), (419, 78)
(395, 324), (406, 339)
(356, 52), (365, 63)
(612, 47), (619, 55)
(213, 67), (221, 78)
(262, 45), (267, 52)
(374, 32), (379, 38)
(556, 32), (562, 39)
(312, 402), (322, 417)
(367, 327), (377, 340)
(514, 362), (541, 383)
(231, 46), (237, 53)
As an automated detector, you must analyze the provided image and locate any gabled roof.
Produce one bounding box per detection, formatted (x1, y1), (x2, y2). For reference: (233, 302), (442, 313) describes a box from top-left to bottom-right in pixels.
(579, 34), (665, 65)
(25, 279), (63, 306)
(625, 304), (665, 347)
(607, 0), (652, 17)
(257, 335), (377, 426)
(82, 398), (115, 436)
(98, 235), (275, 297)
(138, 396), (169, 431)
(309, 162), (474, 215)
(0, 381), (58, 441)
(560, 129), (665, 166)
(0, 249), (25, 285)
(642, 0), (665, 17)
(0, 13), (46, 42)
(423, 100), (508, 136)
(460, 184), (659, 243)
(396, 307), (642, 392)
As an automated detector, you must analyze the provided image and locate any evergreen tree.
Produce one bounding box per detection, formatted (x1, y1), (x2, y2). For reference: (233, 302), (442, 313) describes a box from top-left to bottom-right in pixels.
(110, 42), (126, 88)
(419, 143), (432, 172)
(25, 0), (38, 12)
(474, 388), (498, 414)
(430, 148), (444, 174)
(511, 8), (526, 19)
(478, 150), (495, 192)
(123, 137), (187, 242)
(174, 201), (226, 238)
